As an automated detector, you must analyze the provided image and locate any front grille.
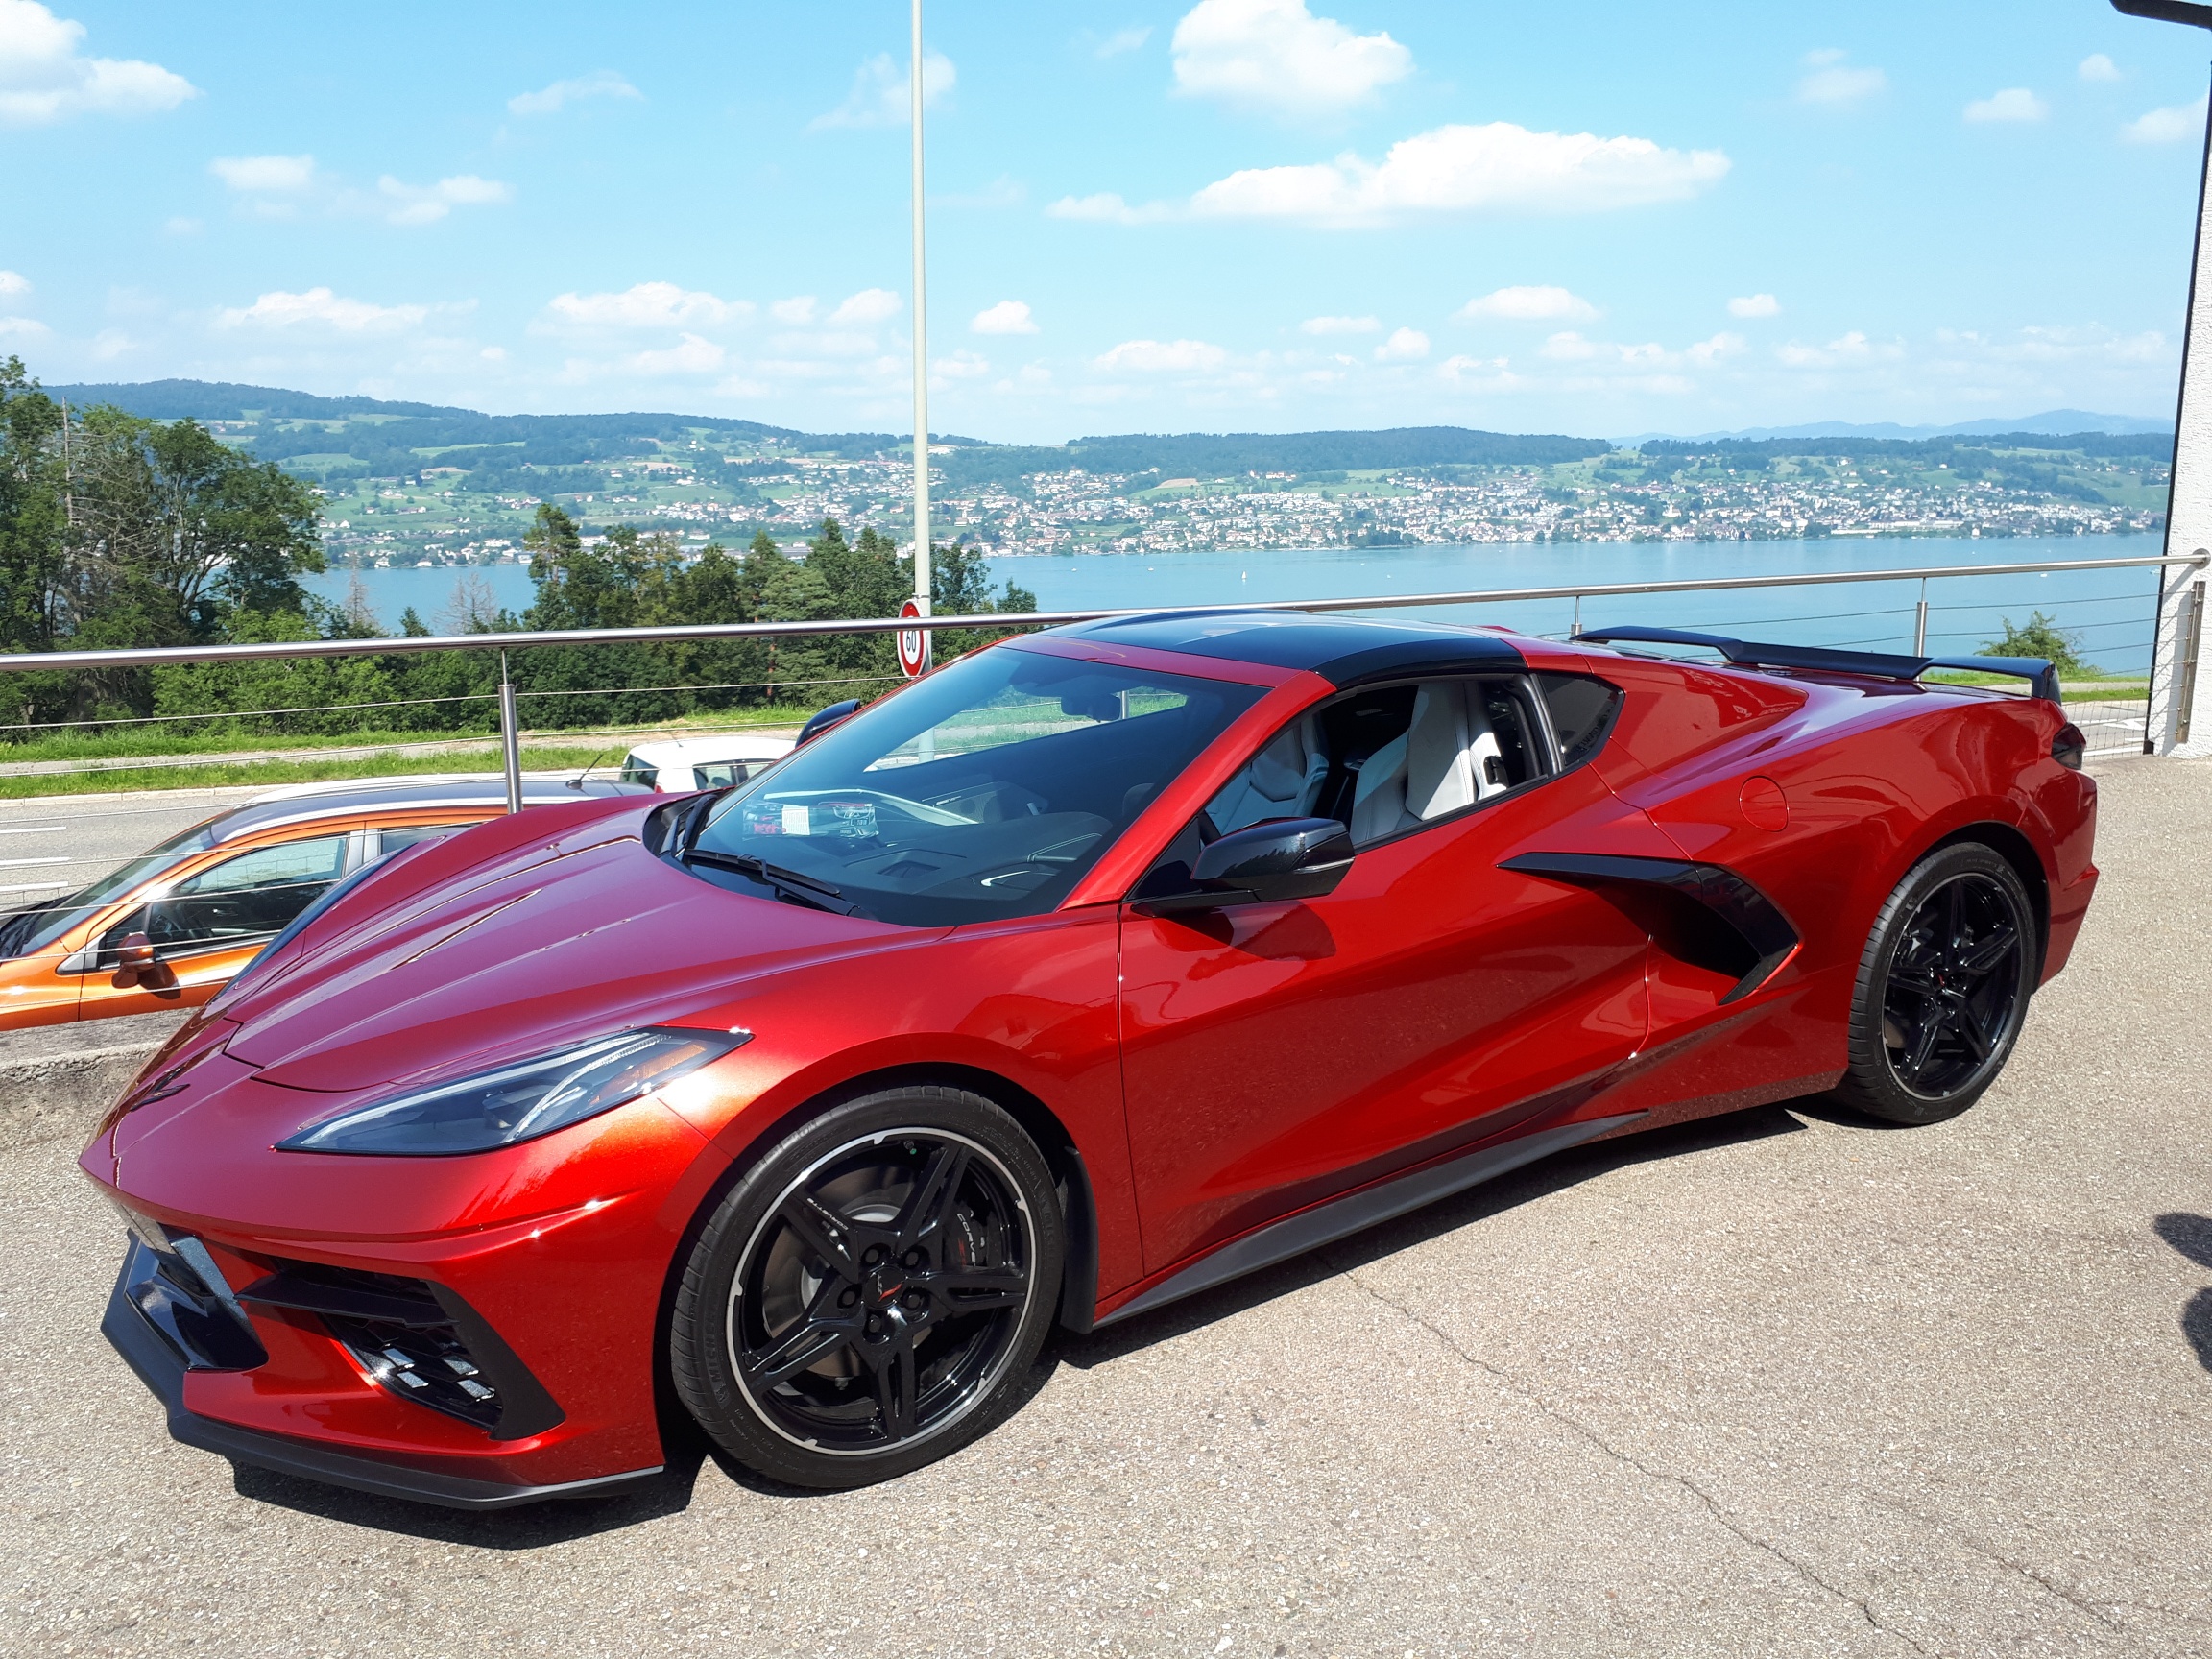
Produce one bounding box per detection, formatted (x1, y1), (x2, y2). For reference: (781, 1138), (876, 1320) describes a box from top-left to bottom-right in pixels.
(239, 1259), (562, 1439)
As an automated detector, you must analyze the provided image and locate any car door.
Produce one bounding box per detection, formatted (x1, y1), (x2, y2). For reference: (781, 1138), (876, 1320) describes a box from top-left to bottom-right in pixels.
(86, 831), (354, 1020)
(1117, 673), (1672, 1275)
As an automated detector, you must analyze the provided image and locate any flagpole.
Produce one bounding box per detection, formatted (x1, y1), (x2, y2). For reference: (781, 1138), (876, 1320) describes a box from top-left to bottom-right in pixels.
(909, 0), (932, 672)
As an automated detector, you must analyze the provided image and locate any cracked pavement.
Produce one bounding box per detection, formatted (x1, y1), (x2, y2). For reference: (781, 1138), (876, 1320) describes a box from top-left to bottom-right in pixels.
(3, 757), (2209, 1657)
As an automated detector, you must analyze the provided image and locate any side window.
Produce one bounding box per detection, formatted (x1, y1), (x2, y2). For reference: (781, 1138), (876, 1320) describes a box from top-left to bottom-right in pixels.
(619, 758), (660, 787)
(1536, 673), (1624, 769)
(378, 824), (467, 856)
(693, 762), (744, 790)
(1142, 674), (1568, 894)
(102, 834), (349, 963)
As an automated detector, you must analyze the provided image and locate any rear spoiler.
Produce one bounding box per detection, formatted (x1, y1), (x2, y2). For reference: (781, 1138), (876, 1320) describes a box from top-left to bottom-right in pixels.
(1575, 626), (2062, 704)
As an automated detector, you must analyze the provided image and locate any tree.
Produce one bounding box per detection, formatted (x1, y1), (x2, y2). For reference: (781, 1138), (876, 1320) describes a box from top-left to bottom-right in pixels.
(1982, 611), (2096, 678)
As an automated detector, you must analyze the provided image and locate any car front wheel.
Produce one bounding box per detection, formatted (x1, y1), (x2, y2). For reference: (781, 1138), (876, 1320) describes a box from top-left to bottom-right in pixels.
(670, 1085), (1064, 1488)
(1830, 842), (2038, 1126)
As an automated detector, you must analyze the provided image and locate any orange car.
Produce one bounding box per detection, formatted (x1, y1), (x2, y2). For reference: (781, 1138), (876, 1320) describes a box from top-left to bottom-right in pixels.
(0, 776), (646, 1030)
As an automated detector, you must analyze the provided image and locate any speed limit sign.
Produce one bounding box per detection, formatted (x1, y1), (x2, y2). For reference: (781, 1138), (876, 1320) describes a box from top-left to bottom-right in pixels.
(897, 597), (929, 679)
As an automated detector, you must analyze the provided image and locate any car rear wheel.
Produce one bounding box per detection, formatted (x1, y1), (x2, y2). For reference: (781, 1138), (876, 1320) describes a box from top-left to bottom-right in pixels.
(1830, 842), (2038, 1126)
(670, 1085), (1063, 1489)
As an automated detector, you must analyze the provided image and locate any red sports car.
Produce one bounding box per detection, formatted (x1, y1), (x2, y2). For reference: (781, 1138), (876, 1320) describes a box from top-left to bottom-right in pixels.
(83, 610), (2097, 1506)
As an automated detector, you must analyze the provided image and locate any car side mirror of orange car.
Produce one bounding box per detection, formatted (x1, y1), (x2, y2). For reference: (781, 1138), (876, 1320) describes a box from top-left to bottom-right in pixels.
(110, 932), (180, 994)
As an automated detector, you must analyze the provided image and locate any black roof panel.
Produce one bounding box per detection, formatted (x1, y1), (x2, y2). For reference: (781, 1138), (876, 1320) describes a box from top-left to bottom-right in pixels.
(1055, 609), (1525, 686)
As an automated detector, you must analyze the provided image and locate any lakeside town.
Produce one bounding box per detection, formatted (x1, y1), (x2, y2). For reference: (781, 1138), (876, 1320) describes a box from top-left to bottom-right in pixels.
(320, 441), (2171, 569)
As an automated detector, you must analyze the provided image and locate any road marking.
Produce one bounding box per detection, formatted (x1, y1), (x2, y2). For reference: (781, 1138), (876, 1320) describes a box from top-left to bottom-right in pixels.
(0, 881), (68, 894)
(0, 825), (65, 834)
(0, 856), (69, 868)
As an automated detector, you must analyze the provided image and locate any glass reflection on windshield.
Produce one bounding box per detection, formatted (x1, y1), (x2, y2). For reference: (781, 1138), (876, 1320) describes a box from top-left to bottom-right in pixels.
(689, 646), (1263, 926)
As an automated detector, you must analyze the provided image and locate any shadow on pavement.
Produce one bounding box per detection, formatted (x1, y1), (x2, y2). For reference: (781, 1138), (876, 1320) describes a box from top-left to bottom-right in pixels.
(218, 1096), (1850, 1540)
(2152, 1213), (2212, 1374)
(1055, 1098), (1818, 1371)
(230, 1447), (710, 1548)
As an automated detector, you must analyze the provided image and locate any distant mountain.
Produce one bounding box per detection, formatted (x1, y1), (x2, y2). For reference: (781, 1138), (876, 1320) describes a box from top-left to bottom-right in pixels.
(32, 379), (1613, 478)
(1618, 408), (2171, 445)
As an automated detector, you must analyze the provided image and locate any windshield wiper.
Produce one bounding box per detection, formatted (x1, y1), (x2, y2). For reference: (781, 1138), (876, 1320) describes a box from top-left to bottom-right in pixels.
(683, 848), (859, 915)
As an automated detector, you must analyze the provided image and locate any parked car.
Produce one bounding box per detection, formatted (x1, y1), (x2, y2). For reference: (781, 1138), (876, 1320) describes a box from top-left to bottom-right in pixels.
(0, 775), (645, 1030)
(617, 733), (795, 793)
(85, 611), (2096, 1507)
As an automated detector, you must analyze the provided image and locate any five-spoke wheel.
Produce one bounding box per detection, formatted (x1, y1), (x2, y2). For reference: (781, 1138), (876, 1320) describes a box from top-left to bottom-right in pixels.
(1833, 842), (2039, 1125)
(672, 1086), (1063, 1487)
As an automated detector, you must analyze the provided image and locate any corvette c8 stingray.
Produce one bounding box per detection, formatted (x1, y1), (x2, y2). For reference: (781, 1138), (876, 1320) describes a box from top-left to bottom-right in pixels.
(83, 609), (2096, 1506)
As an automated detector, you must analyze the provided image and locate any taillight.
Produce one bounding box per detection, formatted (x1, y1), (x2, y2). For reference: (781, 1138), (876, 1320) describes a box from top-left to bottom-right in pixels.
(2051, 724), (2086, 770)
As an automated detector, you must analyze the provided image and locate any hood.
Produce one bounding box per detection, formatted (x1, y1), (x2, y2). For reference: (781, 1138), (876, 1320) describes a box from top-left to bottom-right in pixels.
(217, 800), (922, 1094)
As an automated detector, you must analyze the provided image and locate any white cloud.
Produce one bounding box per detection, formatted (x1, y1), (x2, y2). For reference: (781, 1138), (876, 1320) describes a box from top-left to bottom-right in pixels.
(0, 0), (197, 126)
(1686, 331), (1746, 365)
(1095, 26), (1151, 59)
(377, 174), (511, 226)
(972, 299), (1038, 335)
(544, 282), (751, 329)
(625, 333), (724, 375)
(1190, 122), (1729, 225)
(932, 349), (991, 379)
(1965, 88), (2047, 124)
(1457, 284), (1596, 322)
(811, 49), (954, 130)
(89, 327), (132, 361)
(770, 297), (817, 325)
(0, 270), (27, 297)
(1046, 191), (1176, 225)
(830, 287), (901, 325)
(508, 70), (639, 117)
(1170, 0), (1411, 120)
(0, 316), (48, 338)
(2080, 54), (2121, 84)
(210, 156), (511, 227)
(1728, 292), (1781, 319)
(1777, 329), (1879, 369)
(1796, 51), (1886, 108)
(2124, 96), (2207, 144)
(216, 287), (431, 333)
(1300, 313), (1379, 334)
(1094, 337), (1229, 373)
(1373, 326), (1429, 362)
(210, 154), (316, 193)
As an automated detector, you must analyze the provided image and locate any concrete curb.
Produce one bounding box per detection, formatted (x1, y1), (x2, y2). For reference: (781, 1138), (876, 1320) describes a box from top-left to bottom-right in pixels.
(0, 1039), (162, 1150)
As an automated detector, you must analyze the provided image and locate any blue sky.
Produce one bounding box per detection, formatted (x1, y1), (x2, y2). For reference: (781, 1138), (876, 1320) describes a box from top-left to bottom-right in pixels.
(2, 0), (2209, 441)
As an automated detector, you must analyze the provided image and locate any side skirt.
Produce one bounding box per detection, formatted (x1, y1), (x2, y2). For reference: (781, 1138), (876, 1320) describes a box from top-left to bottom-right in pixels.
(1096, 1111), (1646, 1328)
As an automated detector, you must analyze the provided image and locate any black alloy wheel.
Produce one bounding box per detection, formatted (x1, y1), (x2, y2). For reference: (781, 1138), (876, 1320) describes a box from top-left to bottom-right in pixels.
(671, 1086), (1063, 1488)
(1831, 842), (2038, 1126)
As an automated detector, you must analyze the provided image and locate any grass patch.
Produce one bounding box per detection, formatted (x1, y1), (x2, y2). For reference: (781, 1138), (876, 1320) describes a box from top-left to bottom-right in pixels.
(0, 709), (809, 765)
(0, 745), (615, 799)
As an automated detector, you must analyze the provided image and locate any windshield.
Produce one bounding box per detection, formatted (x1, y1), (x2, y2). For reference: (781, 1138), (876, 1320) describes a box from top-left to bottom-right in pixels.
(0, 821), (219, 960)
(683, 644), (1265, 926)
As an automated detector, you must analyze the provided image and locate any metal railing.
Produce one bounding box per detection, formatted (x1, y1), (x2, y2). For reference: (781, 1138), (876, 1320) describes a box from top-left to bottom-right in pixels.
(0, 550), (2202, 807)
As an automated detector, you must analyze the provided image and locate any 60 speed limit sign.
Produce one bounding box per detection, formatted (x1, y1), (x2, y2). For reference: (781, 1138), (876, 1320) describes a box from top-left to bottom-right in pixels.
(897, 598), (929, 679)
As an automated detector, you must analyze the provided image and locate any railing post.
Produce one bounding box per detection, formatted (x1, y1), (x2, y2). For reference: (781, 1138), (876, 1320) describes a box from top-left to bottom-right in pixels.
(1570, 594), (1582, 638)
(1913, 579), (1929, 654)
(498, 650), (522, 814)
(2178, 579), (2206, 748)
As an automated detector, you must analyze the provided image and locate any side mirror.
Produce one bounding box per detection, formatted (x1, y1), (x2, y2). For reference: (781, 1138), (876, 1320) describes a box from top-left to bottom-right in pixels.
(796, 699), (862, 747)
(1142, 817), (1354, 913)
(110, 931), (180, 993)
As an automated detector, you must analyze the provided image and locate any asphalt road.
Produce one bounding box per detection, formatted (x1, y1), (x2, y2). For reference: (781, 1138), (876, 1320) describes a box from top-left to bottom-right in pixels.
(0, 786), (265, 911)
(4, 759), (2210, 1657)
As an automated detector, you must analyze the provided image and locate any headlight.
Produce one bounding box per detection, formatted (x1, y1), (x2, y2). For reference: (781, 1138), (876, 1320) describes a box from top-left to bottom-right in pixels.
(277, 1027), (750, 1157)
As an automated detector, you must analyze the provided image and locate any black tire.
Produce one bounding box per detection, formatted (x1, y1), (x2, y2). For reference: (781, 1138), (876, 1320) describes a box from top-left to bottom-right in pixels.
(670, 1085), (1064, 1489)
(1829, 842), (2038, 1126)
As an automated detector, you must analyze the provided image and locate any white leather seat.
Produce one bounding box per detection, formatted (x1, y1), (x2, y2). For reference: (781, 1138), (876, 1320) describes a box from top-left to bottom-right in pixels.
(1206, 714), (1329, 833)
(1349, 682), (1506, 843)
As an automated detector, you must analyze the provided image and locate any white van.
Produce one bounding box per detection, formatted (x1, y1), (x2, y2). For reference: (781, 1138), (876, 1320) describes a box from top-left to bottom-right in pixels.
(617, 733), (796, 793)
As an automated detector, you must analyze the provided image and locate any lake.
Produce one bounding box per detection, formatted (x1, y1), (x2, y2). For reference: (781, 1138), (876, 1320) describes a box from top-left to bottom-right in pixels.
(306, 532), (2174, 674)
